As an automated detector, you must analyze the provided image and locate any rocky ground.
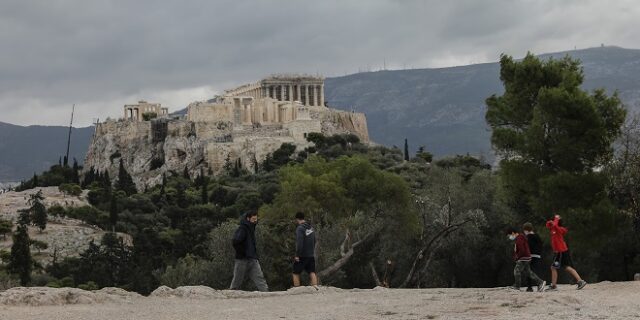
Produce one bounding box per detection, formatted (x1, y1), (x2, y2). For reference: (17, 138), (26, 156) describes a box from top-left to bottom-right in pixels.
(0, 187), (117, 265)
(0, 281), (638, 320)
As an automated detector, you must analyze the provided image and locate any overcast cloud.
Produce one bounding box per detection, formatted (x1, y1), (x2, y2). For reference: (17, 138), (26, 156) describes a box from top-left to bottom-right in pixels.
(1, 0), (638, 126)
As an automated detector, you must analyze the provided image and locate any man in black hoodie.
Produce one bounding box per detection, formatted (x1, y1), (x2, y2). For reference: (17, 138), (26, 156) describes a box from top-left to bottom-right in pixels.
(523, 222), (544, 292)
(292, 212), (318, 287)
(229, 210), (269, 291)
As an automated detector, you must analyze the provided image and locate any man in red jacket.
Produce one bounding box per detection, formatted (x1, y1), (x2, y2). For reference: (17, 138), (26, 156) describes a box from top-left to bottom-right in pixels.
(546, 215), (587, 290)
(506, 227), (546, 292)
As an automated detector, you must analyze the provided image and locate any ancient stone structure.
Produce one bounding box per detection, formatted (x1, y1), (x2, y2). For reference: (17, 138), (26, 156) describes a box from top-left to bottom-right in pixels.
(84, 75), (369, 189)
(223, 75), (324, 107)
(124, 100), (169, 121)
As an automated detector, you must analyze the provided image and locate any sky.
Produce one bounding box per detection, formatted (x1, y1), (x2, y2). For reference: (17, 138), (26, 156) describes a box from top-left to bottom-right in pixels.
(1, 0), (639, 127)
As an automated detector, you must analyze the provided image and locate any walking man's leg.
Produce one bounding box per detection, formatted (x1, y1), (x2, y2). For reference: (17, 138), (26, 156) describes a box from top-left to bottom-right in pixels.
(248, 259), (269, 292)
(230, 259), (248, 290)
(309, 272), (318, 286)
(513, 261), (525, 288)
(524, 261), (545, 291)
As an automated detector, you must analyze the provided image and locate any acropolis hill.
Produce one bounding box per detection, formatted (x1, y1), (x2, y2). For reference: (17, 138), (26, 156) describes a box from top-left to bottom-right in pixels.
(83, 75), (370, 188)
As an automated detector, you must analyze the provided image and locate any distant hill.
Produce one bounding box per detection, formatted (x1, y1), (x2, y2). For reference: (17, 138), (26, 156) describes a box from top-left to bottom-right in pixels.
(3, 46), (640, 182)
(0, 122), (94, 182)
(324, 46), (640, 158)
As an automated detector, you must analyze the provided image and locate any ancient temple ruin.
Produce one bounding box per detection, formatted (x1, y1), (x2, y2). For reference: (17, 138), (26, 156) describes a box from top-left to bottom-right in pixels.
(87, 75), (369, 188)
(123, 100), (169, 121)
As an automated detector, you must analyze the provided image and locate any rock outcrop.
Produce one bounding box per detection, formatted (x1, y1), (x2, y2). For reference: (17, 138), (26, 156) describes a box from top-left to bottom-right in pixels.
(83, 107), (369, 189)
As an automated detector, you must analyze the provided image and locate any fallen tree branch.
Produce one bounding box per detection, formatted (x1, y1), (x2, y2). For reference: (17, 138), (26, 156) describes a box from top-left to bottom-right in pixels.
(318, 233), (373, 279)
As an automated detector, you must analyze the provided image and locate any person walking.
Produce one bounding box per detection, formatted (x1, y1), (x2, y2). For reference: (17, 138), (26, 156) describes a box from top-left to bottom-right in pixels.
(523, 222), (544, 292)
(229, 210), (269, 292)
(546, 214), (587, 290)
(292, 212), (318, 287)
(506, 227), (546, 292)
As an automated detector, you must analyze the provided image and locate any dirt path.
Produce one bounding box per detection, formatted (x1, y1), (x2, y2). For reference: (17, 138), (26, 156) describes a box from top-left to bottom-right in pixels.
(1, 281), (638, 320)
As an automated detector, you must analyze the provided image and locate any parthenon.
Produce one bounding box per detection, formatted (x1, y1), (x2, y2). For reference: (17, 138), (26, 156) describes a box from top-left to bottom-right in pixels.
(224, 75), (325, 107)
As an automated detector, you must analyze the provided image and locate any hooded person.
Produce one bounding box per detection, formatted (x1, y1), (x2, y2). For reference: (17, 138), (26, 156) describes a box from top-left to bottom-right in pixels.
(229, 210), (269, 292)
(292, 211), (318, 287)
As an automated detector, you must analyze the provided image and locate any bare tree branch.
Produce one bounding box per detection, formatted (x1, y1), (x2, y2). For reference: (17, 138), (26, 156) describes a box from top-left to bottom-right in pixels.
(369, 261), (382, 287)
(399, 219), (471, 288)
(318, 233), (373, 279)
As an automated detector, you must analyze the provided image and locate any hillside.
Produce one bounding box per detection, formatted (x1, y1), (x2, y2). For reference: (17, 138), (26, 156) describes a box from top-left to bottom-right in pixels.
(4, 46), (640, 181)
(0, 122), (94, 182)
(324, 46), (640, 157)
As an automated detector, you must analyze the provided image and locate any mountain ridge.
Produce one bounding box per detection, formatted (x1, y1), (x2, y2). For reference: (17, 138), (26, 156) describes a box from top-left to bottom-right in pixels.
(3, 46), (640, 181)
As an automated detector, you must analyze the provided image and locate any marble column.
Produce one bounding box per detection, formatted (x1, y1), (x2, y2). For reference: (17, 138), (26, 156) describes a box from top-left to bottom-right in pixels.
(320, 84), (325, 107)
(296, 85), (301, 102)
(304, 85), (309, 106)
(313, 86), (319, 106)
(289, 85), (293, 102)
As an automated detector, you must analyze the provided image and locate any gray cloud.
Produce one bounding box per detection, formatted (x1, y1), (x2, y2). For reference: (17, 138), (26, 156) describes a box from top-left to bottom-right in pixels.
(0, 0), (638, 126)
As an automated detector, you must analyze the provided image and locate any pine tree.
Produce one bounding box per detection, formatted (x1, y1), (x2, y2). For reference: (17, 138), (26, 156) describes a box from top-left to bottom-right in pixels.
(116, 159), (136, 196)
(28, 190), (47, 232)
(32, 173), (38, 188)
(485, 53), (626, 234)
(9, 211), (32, 286)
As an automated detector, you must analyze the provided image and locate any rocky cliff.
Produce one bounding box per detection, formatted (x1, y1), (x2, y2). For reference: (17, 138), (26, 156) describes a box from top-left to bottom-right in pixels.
(83, 108), (369, 189)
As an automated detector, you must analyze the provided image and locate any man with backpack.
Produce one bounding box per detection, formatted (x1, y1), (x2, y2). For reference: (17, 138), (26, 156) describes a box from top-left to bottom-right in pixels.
(229, 210), (269, 292)
(292, 212), (318, 287)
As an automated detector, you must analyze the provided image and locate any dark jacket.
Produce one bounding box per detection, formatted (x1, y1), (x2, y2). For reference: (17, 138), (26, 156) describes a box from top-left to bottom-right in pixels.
(513, 233), (532, 262)
(525, 232), (543, 258)
(232, 218), (258, 260)
(295, 222), (316, 258)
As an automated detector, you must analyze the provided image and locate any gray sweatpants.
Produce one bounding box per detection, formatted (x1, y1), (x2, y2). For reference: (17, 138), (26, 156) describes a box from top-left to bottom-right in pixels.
(514, 260), (543, 288)
(229, 259), (269, 292)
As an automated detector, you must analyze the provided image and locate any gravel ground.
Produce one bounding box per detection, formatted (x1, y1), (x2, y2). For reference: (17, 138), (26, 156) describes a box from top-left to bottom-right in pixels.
(1, 281), (638, 320)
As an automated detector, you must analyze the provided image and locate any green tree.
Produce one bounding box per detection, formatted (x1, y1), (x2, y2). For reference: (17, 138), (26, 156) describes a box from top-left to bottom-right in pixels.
(28, 190), (47, 232)
(109, 193), (118, 232)
(485, 53), (626, 238)
(404, 138), (409, 161)
(8, 211), (32, 286)
(0, 218), (12, 240)
(116, 159), (137, 196)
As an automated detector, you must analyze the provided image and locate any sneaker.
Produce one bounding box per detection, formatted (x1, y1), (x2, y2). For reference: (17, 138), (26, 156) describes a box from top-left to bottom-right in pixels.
(547, 285), (558, 291)
(526, 287), (534, 292)
(537, 281), (547, 292)
(576, 280), (587, 290)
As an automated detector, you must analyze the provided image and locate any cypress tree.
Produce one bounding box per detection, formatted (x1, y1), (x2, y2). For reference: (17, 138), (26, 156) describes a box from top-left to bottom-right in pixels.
(28, 190), (47, 232)
(404, 138), (410, 161)
(160, 173), (166, 196)
(183, 166), (190, 180)
(32, 173), (38, 189)
(9, 211), (32, 286)
(201, 171), (209, 204)
(109, 193), (118, 232)
(116, 159), (136, 196)
(72, 158), (80, 184)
